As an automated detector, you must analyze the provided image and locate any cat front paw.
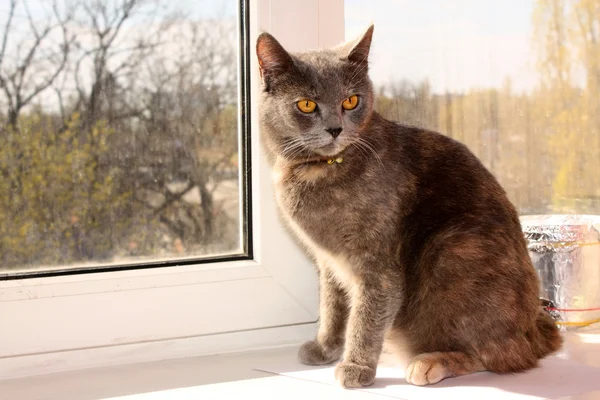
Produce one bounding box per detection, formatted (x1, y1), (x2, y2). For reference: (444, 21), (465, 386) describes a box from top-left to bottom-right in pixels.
(298, 340), (342, 365)
(405, 354), (449, 386)
(334, 361), (376, 388)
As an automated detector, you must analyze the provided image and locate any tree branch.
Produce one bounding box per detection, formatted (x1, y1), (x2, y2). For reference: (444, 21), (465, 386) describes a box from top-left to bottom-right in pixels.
(0, 0), (16, 72)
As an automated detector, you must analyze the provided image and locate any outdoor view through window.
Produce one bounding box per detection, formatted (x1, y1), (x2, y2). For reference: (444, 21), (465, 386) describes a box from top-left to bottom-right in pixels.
(346, 0), (600, 216)
(0, 0), (245, 275)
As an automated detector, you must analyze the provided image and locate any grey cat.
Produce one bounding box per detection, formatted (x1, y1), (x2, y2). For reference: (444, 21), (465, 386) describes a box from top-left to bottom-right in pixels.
(256, 25), (562, 388)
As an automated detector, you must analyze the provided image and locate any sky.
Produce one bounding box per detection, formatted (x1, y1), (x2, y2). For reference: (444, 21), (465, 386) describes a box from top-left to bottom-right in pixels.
(0, 0), (540, 98)
(345, 0), (538, 93)
(0, 0), (238, 111)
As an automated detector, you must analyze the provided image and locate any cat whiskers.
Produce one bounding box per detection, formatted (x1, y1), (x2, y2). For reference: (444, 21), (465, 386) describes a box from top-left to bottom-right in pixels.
(350, 137), (384, 169)
(280, 138), (328, 165)
(280, 138), (308, 160)
(285, 145), (307, 160)
(344, 137), (369, 160)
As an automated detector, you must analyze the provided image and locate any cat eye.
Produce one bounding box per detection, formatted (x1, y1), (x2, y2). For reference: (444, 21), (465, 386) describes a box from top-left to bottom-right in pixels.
(297, 99), (317, 113)
(342, 95), (359, 110)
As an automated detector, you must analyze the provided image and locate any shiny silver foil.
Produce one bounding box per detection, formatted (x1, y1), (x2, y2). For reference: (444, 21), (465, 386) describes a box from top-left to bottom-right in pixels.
(521, 215), (600, 331)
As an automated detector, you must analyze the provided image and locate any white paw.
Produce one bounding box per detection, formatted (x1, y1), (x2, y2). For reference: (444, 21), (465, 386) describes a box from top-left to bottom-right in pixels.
(405, 354), (449, 386)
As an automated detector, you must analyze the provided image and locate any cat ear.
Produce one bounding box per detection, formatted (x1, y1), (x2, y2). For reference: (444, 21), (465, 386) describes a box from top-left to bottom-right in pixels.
(256, 32), (294, 77)
(345, 24), (374, 64)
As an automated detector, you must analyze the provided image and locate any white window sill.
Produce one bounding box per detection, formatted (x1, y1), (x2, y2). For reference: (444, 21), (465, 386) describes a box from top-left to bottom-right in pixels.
(2, 328), (600, 400)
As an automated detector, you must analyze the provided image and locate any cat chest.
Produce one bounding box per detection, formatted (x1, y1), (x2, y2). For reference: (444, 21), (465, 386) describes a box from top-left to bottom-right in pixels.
(275, 183), (358, 248)
(282, 211), (358, 289)
(273, 181), (363, 289)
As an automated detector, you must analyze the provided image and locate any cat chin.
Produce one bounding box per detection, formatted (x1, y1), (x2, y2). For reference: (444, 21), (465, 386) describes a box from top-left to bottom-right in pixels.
(313, 146), (346, 158)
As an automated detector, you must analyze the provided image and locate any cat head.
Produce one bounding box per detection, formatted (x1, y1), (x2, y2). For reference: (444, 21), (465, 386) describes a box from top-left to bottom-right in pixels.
(256, 25), (375, 162)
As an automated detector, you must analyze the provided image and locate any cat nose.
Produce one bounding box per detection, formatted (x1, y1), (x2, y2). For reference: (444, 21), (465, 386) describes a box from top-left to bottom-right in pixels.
(325, 127), (343, 139)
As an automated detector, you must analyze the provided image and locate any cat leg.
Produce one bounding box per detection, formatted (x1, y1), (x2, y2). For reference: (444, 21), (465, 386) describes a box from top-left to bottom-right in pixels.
(383, 327), (414, 370)
(298, 268), (348, 365)
(405, 351), (485, 386)
(335, 279), (402, 388)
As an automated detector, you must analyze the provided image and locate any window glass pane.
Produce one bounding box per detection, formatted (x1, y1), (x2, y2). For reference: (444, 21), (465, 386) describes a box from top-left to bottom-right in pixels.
(345, 0), (600, 215)
(0, 0), (247, 275)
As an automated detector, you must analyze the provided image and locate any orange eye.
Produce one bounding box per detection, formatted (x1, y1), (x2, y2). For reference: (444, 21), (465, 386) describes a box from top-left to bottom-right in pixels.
(342, 95), (359, 110)
(297, 99), (317, 113)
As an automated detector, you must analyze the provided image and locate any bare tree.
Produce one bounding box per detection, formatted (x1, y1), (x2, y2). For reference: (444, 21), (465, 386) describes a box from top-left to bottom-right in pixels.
(58, 1), (239, 253)
(0, 0), (74, 128)
(130, 18), (239, 247)
(71, 0), (172, 128)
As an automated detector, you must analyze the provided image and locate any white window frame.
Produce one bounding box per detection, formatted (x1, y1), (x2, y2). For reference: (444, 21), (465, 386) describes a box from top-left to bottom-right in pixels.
(0, 0), (344, 380)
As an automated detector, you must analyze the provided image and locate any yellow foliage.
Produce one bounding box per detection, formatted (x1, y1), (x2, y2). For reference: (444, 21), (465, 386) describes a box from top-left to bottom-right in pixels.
(0, 113), (130, 269)
(533, 0), (600, 211)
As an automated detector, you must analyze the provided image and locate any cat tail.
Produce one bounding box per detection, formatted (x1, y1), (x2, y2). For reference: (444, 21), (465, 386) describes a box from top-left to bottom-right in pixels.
(530, 309), (563, 358)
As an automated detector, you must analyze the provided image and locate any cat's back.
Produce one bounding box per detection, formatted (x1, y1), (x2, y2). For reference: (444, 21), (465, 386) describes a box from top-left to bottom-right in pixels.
(381, 118), (491, 183)
(381, 117), (508, 208)
(374, 115), (521, 240)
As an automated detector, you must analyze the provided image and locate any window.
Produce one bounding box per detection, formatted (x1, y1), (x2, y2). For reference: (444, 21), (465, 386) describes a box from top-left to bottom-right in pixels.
(0, 0), (343, 379)
(0, 0), (249, 278)
(346, 0), (600, 215)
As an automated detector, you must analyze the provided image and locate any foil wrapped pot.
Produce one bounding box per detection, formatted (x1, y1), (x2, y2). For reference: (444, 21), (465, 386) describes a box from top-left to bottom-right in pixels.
(521, 215), (600, 331)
